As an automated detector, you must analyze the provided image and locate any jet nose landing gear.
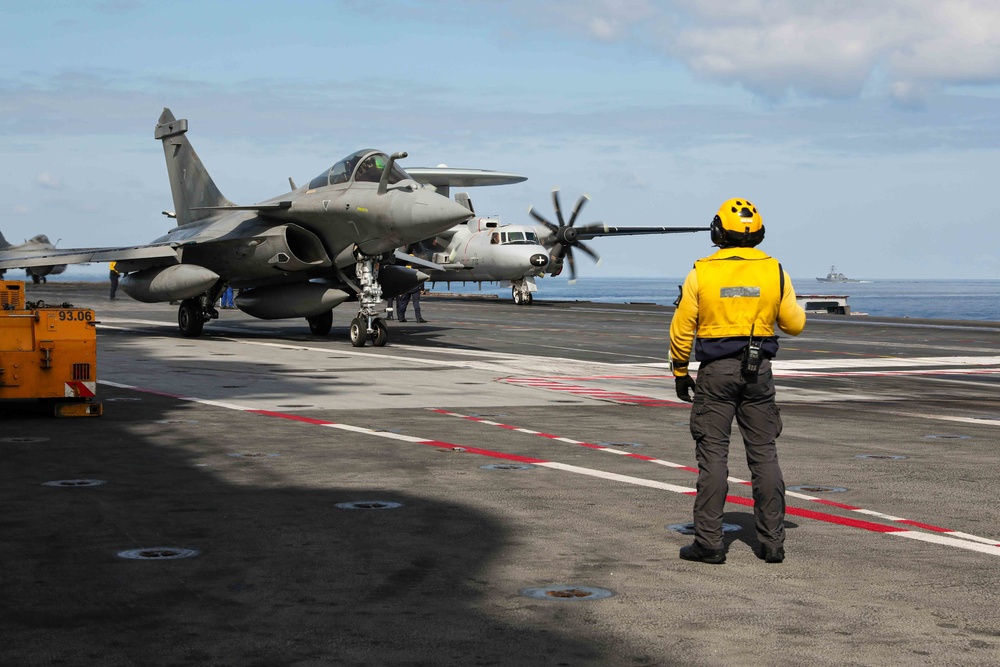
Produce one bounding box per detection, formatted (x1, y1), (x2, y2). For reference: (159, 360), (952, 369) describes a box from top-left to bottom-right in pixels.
(350, 316), (388, 347)
(345, 249), (390, 347)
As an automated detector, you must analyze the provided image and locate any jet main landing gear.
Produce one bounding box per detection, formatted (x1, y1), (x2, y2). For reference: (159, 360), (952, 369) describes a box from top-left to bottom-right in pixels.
(176, 281), (225, 337)
(178, 298), (205, 337)
(307, 310), (333, 336)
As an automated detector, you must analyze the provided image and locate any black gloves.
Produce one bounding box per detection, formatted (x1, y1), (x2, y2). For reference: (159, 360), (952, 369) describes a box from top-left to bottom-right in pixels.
(675, 374), (696, 402)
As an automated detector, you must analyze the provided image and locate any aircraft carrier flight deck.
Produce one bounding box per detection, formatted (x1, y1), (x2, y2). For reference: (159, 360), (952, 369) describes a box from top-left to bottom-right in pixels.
(3, 282), (999, 666)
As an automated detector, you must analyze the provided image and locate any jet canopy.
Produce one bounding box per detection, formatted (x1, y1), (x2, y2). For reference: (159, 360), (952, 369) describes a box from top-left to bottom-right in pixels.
(307, 150), (412, 190)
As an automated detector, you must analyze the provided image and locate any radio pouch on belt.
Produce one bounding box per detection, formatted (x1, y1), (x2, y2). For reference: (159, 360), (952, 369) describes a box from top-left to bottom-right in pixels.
(742, 324), (762, 383)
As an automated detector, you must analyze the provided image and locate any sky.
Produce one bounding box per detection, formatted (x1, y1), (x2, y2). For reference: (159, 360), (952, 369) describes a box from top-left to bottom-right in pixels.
(3, 0), (1000, 280)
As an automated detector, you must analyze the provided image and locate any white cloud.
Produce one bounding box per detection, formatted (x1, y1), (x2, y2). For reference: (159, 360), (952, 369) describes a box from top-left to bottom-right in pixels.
(34, 171), (64, 190)
(527, 0), (1000, 102)
(13, 204), (30, 214)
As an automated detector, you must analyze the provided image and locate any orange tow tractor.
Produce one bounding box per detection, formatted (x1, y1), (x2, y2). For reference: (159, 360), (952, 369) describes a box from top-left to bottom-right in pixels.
(0, 281), (103, 417)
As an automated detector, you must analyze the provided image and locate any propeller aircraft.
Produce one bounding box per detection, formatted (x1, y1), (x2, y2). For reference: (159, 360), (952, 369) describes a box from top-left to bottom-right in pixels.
(399, 184), (709, 304)
(0, 108), (477, 346)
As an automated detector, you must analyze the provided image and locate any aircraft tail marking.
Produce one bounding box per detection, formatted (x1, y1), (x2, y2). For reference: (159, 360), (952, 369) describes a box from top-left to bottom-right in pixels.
(154, 108), (234, 226)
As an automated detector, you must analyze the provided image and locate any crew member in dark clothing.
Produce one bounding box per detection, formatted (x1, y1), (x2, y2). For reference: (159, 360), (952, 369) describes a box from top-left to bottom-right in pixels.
(109, 262), (120, 300)
(669, 198), (805, 565)
(396, 285), (426, 323)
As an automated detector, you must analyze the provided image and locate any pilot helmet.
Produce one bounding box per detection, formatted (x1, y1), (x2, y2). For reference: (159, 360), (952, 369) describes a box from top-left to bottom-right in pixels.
(361, 155), (384, 171)
(710, 198), (765, 247)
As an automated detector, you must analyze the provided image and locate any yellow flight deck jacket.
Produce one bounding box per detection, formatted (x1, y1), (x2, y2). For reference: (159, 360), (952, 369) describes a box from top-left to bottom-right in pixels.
(669, 247), (806, 377)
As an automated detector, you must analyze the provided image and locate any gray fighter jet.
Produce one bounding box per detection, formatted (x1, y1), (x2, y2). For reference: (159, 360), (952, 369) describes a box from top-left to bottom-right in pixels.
(0, 109), (473, 346)
(0, 232), (67, 284)
(400, 181), (708, 304)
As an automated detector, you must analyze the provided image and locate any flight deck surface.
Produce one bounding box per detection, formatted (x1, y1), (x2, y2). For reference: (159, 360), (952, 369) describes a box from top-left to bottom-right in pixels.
(3, 283), (999, 666)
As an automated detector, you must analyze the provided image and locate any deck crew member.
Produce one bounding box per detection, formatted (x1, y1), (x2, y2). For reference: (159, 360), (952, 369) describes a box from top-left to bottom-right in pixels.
(669, 198), (806, 565)
(109, 262), (120, 301)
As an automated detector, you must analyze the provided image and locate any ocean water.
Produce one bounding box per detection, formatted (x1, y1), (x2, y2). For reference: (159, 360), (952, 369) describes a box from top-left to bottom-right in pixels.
(428, 276), (1000, 322)
(47, 271), (1000, 322)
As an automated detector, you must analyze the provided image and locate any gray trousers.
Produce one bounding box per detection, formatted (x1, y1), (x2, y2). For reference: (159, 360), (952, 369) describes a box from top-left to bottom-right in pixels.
(689, 357), (785, 550)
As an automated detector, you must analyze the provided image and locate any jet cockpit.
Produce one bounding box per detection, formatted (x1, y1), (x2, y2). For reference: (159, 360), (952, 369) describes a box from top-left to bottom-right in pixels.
(307, 150), (412, 190)
(488, 228), (540, 246)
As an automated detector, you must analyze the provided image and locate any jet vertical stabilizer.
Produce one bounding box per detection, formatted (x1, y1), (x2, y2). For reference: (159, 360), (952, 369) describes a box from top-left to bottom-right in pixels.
(0, 231), (9, 250)
(154, 108), (234, 226)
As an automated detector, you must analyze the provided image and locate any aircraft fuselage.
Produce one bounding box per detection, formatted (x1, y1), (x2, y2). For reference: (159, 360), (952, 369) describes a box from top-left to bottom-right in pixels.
(151, 180), (471, 289)
(415, 219), (551, 283)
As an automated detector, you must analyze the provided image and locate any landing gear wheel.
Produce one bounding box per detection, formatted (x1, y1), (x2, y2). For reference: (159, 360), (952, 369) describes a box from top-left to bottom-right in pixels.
(371, 319), (388, 347)
(512, 287), (533, 305)
(178, 298), (205, 337)
(307, 310), (333, 336)
(349, 317), (367, 347)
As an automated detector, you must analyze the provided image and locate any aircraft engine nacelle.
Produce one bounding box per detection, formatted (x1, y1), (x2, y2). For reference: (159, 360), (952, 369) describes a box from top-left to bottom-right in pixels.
(121, 264), (221, 303)
(235, 282), (350, 319)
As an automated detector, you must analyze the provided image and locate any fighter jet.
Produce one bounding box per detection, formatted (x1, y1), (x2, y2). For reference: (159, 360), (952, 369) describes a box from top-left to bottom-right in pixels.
(0, 231), (67, 284)
(0, 108), (474, 346)
(400, 181), (708, 304)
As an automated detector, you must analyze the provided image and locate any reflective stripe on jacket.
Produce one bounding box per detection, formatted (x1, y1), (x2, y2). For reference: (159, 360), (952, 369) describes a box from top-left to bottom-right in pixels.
(669, 247), (805, 376)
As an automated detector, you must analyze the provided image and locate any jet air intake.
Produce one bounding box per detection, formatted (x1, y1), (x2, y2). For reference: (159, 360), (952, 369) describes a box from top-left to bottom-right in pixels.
(235, 282), (350, 319)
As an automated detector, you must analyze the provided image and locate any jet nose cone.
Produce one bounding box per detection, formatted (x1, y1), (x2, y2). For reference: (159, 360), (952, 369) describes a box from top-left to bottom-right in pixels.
(409, 191), (473, 233)
(530, 253), (549, 268)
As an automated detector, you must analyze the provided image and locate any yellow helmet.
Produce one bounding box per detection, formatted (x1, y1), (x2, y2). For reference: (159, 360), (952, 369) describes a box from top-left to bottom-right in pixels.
(710, 198), (765, 247)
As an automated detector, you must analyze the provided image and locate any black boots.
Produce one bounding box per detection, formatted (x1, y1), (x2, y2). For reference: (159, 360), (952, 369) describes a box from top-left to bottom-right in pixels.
(679, 542), (726, 565)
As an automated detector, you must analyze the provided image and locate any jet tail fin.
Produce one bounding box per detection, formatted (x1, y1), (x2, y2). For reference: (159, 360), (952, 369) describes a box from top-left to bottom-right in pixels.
(154, 108), (234, 226)
(0, 231), (9, 250)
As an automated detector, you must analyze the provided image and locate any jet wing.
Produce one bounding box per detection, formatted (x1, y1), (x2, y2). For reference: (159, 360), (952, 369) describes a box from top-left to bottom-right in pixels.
(573, 225), (710, 240)
(0, 243), (180, 270)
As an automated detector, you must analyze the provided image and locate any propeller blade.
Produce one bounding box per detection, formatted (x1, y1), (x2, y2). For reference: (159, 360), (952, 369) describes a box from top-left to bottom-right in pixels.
(566, 194), (589, 228)
(528, 206), (559, 232)
(565, 248), (577, 283)
(552, 189), (566, 228)
(576, 240), (601, 264)
(530, 191), (606, 283)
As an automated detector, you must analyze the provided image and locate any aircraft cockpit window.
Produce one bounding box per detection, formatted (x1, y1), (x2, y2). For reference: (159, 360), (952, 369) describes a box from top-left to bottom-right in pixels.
(354, 154), (383, 183)
(308, 149), (413, 190)
(308, 169), (332, 191)
(330, 160), (353, 185)
(502, 231), (535, 245)
(352, 152), (410, 185)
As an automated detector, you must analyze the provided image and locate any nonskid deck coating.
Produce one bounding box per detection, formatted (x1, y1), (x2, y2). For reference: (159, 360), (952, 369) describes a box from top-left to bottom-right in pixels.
(3, 282), (999, 666)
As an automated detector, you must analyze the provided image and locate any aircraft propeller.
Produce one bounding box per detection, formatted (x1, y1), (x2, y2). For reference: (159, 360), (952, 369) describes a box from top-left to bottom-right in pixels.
(528, 189), (602, 283)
